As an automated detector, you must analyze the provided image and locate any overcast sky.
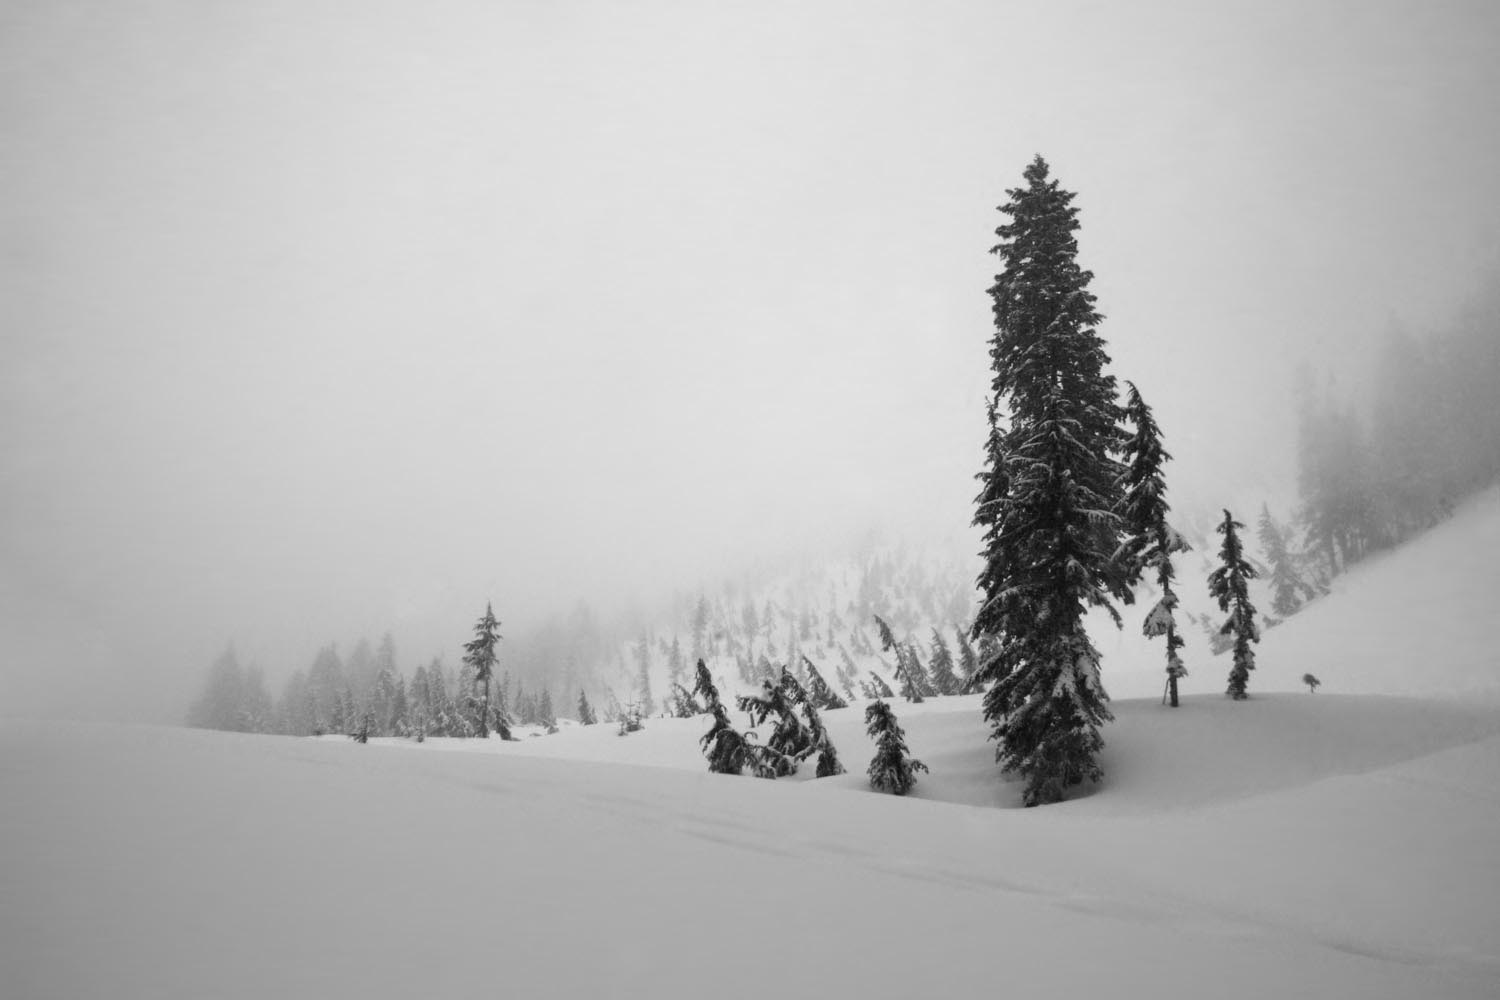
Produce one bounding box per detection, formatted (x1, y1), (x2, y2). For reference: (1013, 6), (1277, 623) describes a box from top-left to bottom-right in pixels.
(3, 0), (1498, 721)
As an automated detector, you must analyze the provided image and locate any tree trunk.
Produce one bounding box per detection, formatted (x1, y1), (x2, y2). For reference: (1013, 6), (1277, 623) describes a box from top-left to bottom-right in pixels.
(480, 675), (491, 738)
(1168, 674), (1179, 708)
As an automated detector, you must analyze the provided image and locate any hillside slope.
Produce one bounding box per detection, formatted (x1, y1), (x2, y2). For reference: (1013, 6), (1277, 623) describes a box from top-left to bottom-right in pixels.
(1250, 487), (1500, 697)
(1091, 486), (1500, 700)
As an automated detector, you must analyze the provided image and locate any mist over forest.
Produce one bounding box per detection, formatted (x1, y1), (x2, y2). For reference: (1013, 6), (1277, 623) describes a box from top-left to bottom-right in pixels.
(3, 1), (1498, 726)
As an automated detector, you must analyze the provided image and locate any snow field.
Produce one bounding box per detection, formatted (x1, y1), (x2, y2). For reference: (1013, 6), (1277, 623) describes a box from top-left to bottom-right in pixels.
(5, 687), (1499, 999)
(5, 484), (1499, 997)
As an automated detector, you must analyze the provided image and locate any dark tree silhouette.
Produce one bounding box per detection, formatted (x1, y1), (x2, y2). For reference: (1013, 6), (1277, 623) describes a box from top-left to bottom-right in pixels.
(1208, 510), (1261, 700)
(972, 156), (1128, 805)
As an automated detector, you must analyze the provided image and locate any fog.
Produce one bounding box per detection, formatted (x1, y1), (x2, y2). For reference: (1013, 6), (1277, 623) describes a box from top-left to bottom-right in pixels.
(3, 0), (1497, 722)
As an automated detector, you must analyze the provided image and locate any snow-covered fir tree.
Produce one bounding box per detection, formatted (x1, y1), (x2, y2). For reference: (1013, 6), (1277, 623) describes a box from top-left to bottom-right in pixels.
(1258, 503), (1316, 619)
(801, 695), (845, 778)
(953, 626), (979, 690)
(801, 656), (848, 711)
(1208, 509), (1261, 700)
(634, 633), (655, 718)
(736, 671), (813, 777)
(865, 700), (927, 796)
(576, 689), (598, 725)
(971, 155), (1130, 806)
(874, 615), (924, 703)
(1118, 381), (1191, 707)
(462, 603), (504, 738)
(927, 628), (960, 695)
(186, 645), (274, 733)
(695, 660), (749, 775)
(667, 682), (699, 718)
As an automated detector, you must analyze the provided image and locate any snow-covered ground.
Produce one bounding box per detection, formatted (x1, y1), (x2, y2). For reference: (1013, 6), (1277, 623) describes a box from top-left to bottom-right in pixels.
(4, 491), (1499, 998)
(4, 695), (1499, 998)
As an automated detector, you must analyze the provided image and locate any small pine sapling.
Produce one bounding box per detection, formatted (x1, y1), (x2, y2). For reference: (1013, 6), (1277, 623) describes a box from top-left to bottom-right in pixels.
(865, 700), (927, 796)
(1208, 509), (1261, 700)
(1303, 673), (1321, 693)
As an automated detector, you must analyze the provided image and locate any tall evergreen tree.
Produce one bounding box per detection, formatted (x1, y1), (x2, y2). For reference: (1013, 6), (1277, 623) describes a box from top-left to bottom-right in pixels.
(408, 665), (431, 738)
(425, 660), (454, 736)
(972, 155), (1129, 806)
(371, 667), (399, 735)
(186, 644), (249, 732)
(462, 604), (504, 738)
(667, 635), (686, 690)
(635, 633), (656, 717)
(1208, 510), (1261, 700)
(389, 675), (409, 737)
(1119, 381), (1191, 706)
(691, 595), (711, 663)
(306, 643), (347, 734)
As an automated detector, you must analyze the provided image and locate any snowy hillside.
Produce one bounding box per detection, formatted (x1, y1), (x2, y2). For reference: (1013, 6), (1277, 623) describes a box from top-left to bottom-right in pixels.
(1251, 487), (1500, 697)
(9, 474), (1500, 999)
(1081, 487), (1500, 701)
(589, 487), (1500, 715)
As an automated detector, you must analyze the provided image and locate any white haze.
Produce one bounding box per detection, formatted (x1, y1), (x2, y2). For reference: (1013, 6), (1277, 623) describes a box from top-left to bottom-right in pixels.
(2, 0), (1498, 721)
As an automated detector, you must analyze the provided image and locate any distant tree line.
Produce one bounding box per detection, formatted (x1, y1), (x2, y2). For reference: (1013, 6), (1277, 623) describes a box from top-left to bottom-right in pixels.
(187, 608), (587, 740)
(1294, 307), (1499, 579)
